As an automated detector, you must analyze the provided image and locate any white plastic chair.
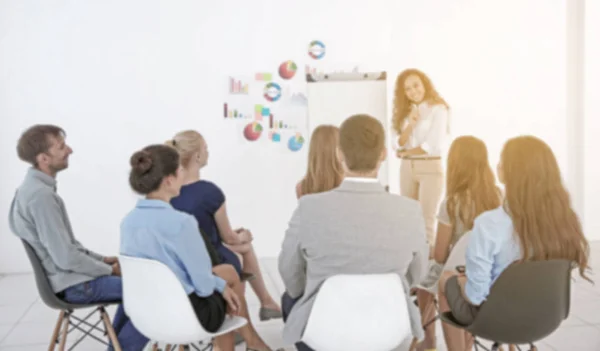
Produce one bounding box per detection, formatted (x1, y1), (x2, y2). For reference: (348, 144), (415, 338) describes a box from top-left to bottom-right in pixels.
(119, 255), (247, 350)
(301, 273), (411, 351)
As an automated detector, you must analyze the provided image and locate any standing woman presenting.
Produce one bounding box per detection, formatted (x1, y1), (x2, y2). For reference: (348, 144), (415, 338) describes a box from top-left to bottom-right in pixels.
(393, 68), (450, 249)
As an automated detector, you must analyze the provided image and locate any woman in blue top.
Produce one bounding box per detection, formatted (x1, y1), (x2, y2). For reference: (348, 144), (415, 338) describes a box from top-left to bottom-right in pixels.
(121, 144), (273, 351)
(438, 136), (591, 331)
(167, 130), (282, 321)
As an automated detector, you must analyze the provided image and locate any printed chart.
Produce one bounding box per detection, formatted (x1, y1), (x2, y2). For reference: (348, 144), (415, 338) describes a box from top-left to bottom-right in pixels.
(221, 40), (327, 151)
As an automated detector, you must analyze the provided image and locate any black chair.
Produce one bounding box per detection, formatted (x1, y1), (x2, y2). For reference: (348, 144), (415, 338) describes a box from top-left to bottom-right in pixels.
(441, 260), (572, 351)
(21, 240), (122, 351)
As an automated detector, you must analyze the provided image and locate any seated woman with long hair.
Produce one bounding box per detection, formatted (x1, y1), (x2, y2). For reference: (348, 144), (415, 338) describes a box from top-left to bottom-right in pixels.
(296, 125), (344, 199)
(438, 136), (591, 351)
(120, 144), (272, 351)
(166, 131), (282, 321)
(414, 136), (502, 351)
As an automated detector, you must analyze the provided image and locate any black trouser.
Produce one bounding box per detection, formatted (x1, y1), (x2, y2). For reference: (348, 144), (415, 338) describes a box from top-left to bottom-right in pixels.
(281, 292), (315, 351)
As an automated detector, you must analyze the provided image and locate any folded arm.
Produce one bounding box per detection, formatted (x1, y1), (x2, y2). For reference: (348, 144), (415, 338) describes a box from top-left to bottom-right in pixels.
(214, 202), (244, 245)
(419, 106), (448, 155)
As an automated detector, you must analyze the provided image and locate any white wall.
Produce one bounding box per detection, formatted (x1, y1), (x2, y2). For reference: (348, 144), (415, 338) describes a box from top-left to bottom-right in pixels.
(388, 0), (568, 195)
(0, 0), (578, 273)
(0, 0), (393, 273)
(584, 0), (600, 240)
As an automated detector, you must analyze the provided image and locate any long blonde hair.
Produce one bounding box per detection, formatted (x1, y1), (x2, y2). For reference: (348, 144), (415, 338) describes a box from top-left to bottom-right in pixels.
(501, 136), (591, 281)
(301, 125), (344, 196)
(164, 130), (204, 168)
(446, 136), (501, 231)
(392, 69), (449, 134)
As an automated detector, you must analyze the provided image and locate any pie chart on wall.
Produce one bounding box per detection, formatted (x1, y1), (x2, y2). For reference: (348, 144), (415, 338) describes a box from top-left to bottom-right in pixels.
(288, 134), (305, 152)
(244, 122), (263, 141)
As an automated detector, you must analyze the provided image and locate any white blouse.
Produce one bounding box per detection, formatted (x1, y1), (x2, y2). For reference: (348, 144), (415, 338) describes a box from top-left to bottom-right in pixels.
(398, 102), (450, 158)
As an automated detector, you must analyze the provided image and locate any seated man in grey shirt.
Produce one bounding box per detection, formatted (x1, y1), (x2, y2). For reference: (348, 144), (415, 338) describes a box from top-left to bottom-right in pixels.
(278, 115), (430, 351)
(8, 125), (148, 351)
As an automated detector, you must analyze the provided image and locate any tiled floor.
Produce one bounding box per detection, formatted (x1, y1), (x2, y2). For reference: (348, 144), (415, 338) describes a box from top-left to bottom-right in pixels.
(1, 248), (600, 351)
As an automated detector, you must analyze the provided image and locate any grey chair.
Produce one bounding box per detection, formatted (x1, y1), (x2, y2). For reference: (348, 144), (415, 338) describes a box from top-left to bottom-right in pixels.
(441, 259), (572, 351)
(21, 240), (122, 351)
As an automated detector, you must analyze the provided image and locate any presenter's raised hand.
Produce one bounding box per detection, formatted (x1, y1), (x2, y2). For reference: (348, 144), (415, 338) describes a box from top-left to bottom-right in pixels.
(408, 105), (420, 126)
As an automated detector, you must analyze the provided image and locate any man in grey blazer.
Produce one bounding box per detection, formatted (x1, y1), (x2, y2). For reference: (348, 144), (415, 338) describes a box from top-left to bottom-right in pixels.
(279, 114), (430, 350)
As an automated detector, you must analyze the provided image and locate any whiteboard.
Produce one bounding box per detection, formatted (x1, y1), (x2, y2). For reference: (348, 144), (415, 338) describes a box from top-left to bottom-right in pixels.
(306, 71), (390, 186)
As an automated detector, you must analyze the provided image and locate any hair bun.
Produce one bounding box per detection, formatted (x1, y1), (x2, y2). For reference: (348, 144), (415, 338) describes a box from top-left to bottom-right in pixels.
(130, 151), (153, 174)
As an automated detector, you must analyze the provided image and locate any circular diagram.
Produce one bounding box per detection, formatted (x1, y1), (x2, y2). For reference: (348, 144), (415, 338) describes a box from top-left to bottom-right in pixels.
(308, 40), (326, 60)
(244, 122), (263, 141)
(264, 82), (282, 102)
(278, 60), (297, 80)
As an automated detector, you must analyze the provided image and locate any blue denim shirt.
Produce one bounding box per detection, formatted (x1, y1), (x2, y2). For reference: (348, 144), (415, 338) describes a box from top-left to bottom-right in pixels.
(465, 206), (522, 304)
(120, 199), (226, 297)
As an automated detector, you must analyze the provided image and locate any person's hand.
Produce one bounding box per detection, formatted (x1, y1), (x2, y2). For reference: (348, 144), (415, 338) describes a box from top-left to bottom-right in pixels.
(111, 262), (121, 276)
(396, 149), (408, 159)
(222, 286), (241, 315)
(408, 105), (420, 126)
(239, 229), (253, 243)
(103, 256), (119, 264)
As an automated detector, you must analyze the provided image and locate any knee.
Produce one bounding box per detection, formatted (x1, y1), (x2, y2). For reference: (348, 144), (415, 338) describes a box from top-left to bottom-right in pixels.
(215, 264), (241, 285)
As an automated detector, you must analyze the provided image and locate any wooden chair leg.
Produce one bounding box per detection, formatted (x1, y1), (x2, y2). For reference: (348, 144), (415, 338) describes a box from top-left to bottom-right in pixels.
(48, 311), (65, 351)
(100, 307), (122, 351)
(57, 313), (70, 351)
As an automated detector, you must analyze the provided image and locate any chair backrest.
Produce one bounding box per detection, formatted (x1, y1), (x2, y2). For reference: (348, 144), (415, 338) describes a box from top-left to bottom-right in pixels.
(119, 255), (210, 344)
(21, 240), (69, 310)
(302, 273), (411, 351)
(443, 230), (472, 271)
(468, 259), (571, 344)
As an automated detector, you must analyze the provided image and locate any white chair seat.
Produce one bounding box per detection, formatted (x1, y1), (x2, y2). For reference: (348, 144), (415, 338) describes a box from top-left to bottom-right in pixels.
(119, 255), (247, 346)
(301, 273), (411, 351)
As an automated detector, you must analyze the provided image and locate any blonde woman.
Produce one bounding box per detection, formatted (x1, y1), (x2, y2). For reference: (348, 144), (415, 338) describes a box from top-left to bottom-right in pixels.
(393, 69), (450, 248)
(414, 136), (502, 351)
(166, 131), (282, 321)
(438, 136), (591, 350)
(296, 125), (344, 198)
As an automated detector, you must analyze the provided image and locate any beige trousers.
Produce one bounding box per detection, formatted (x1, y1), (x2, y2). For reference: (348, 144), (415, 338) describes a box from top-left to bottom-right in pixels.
(400, 158), (444, 247)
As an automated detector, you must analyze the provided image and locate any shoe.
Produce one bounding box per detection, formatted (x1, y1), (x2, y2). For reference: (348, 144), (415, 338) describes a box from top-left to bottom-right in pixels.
(259, 307), (283, 321)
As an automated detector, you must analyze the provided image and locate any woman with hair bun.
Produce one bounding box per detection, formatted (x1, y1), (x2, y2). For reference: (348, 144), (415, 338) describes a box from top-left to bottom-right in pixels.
(121, 144), (273, 351)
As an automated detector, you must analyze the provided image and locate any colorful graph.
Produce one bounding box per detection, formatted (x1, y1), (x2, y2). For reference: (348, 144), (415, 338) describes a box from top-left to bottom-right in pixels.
(229, 77), (249, 94)
(255, 72), (273, 81)
(308, 40), (326, 60)
(268, 113), (293, 129)
(254, 104), (271, 121)
(243, 122), (263, 141)
(288, 133), (305, 152)
(269, 131), (281, 142)
(223, 103), (252, 119)
(264, 82), (282, 102)
(278, 60), (297, 80)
